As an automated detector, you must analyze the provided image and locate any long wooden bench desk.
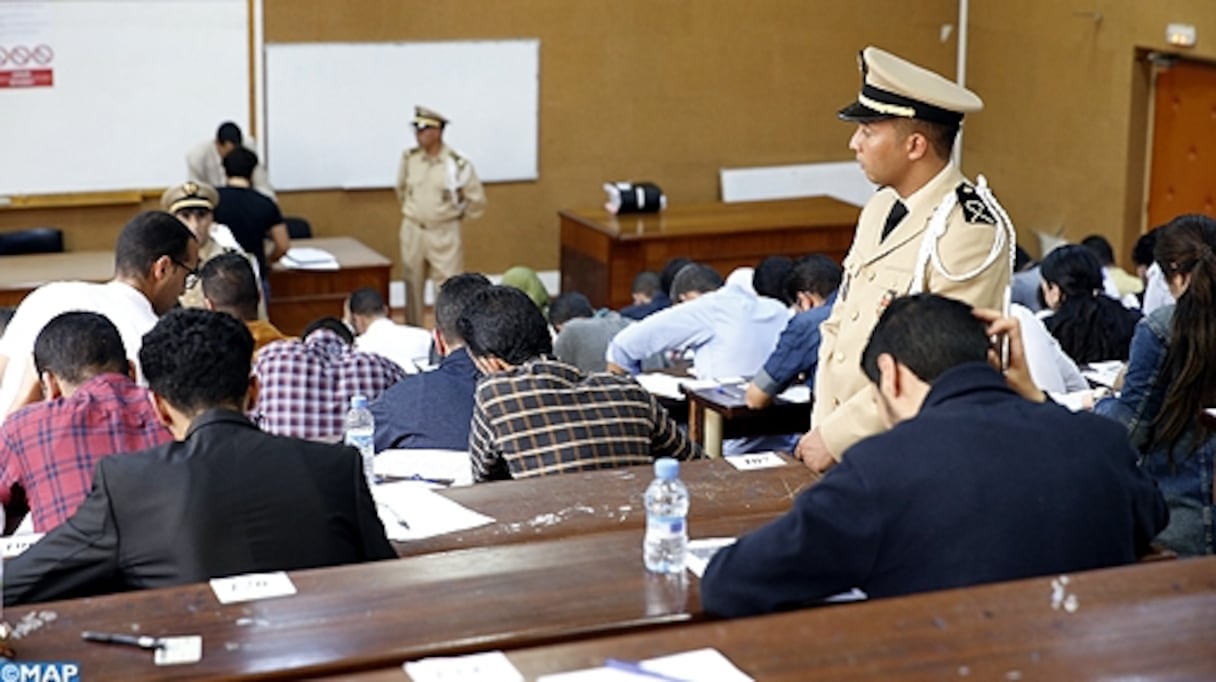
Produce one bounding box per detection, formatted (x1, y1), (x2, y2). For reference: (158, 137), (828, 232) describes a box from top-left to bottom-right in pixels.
(398, 455), (816, 556)
(6, 515), (774, 681)
(338, 555), (1216, 681)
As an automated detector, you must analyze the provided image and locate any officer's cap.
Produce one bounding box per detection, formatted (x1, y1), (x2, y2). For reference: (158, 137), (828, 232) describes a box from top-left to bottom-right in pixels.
(413, 106), (448, 129)
(161, 181), (218, 214)
(838, 47), (982, 126)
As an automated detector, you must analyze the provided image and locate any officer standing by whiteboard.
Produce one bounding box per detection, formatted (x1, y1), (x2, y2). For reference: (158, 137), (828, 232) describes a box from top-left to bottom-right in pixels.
(396, 106), (487, 326)
(795, 46), (1015, 473)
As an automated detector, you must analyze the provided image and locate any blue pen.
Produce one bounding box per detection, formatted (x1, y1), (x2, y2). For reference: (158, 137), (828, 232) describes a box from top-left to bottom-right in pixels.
(603, 658), (689, 682)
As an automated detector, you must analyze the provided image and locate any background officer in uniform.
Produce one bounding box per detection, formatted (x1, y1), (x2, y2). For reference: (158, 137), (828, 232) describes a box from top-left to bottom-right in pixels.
(161, 181), (261, 314)
(396, 106), (487, 326)
(796, 46), (1014, 473)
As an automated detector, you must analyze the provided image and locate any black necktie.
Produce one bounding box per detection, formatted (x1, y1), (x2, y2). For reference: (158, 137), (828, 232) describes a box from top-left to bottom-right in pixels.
(882, 200), (908, 240)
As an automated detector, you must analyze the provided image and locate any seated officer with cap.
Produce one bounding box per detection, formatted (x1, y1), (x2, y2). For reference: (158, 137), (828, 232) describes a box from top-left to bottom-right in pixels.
(161, 181), (263, 314)
(796, 46), (1014, 473)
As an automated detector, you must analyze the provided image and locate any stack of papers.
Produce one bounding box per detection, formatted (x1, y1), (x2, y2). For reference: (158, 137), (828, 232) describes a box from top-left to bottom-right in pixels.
(537, 648), (754, 682)
(280, 247), (339, 270)
(634, 374), (735, 401)
(371, 481), (494, 542)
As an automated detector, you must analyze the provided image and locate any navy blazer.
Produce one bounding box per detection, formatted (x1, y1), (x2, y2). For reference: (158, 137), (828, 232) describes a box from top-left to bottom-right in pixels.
(701, 363), (1168, 618)
(5, 409), (395, 605)
(369, 347), (480, 452)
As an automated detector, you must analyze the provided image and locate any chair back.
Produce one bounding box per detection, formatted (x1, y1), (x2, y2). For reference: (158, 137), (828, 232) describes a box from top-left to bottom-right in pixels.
(0, 227), (65, 256)
(284, 216), (312, 239)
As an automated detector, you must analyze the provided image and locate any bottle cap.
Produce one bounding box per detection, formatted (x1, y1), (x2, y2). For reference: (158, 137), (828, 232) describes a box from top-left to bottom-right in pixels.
(350, 395), (368, 409)
(654, 457), (679, 480)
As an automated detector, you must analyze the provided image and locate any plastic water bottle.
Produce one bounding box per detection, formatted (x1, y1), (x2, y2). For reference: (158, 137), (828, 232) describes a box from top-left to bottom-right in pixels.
(643, 457), (689, 573)
(344, 395), (375, 489)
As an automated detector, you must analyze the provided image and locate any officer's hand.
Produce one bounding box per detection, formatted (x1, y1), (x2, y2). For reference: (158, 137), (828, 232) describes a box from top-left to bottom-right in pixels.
(973, 308), (1047, 403)
(794, 428), (837, 474)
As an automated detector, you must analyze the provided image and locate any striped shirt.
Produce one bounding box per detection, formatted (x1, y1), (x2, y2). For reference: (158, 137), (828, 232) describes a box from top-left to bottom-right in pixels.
(469, 359), (700, 481)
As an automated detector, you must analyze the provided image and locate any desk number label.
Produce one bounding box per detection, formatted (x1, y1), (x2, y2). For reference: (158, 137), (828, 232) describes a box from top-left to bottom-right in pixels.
(210, 571), (298, 604)
(725, 452), (787, 471)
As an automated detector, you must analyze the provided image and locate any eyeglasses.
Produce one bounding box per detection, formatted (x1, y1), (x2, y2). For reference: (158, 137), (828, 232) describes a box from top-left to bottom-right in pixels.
(172, 258), (200, 290)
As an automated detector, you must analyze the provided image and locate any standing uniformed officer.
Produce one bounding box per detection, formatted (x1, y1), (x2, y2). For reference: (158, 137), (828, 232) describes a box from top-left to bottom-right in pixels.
(796, 46), (1015, 472)
(396, 106), (487, 327)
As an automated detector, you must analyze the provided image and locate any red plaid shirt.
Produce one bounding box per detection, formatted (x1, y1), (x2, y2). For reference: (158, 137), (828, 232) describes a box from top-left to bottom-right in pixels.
(0, 373), (173, 532)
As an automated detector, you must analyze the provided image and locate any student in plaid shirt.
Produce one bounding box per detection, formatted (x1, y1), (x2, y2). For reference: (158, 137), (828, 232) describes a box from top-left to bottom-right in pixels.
(0, 312), (171, 533)
(252, 317), (407, 440)
(461, 286), (700, 481)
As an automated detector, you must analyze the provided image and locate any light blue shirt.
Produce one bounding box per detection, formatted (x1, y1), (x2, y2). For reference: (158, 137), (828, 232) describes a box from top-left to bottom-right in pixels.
(606, 275), (790, 380)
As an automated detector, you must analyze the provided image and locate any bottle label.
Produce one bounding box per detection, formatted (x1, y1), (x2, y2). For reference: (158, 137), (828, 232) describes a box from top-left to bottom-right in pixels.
(646, 515), (684, 537)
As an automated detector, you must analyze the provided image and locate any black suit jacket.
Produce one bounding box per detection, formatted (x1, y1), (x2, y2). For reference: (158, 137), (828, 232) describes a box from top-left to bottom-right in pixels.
(5, 409), (395, 605)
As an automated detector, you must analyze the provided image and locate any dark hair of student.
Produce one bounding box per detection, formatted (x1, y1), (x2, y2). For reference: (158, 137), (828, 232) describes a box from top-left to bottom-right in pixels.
(752, 256), (795, 304)
(785, 254), (843, 302)
(33, 312), (128, 385)
(434, 273), (492, 343)
(658, 257), (693, 300)
(1040, 245), (1140, 364)
(1151, 213), (1216, 453)
(861, 294), (989, 385)
(303, 316), (354, 345)
(1014, 244), (1034, 272)
(140, 308), (253, 414)
(200, 253), (260, 320)
(669, 263), (723, 300)
(347, 288), (387, 317)
(1080, 234), (1116, 266)
(216, 121), (242, 145)
(631, 271), (661, 299)
(113, 211), (196, 279)
(549, 292), (595, 327)
(457, 285), (552, 365)
(1132, 230), (1161, 268)
(222, 147), (258, 180)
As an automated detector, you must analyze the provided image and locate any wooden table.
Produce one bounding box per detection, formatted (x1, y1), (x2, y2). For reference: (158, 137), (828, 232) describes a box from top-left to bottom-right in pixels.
(265, 237), (391, 336)
(559, 197), (859, 309)
(683, 384), (811, 458)
(0, 237), (391, 337)
(397, 455), (816, 556)
(7, 516), (774, 681)
(342, 556), (1216, 681)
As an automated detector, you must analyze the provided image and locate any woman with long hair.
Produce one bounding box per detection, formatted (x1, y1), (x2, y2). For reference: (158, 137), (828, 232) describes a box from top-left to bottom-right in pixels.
(1039, 245), (1140, 364)
(1096, 213), (1216, 555)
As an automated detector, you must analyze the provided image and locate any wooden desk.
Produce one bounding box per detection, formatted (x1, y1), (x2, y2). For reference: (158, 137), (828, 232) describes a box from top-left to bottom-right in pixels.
(559, 197), (859, 309)
(342, 556), (1216, 681)
(397, 456), (816, 556)
(8, 516), (773, 681)
(0, 237), (391, 337)
(683, 384), (811, 458)
(265, 237), (391, 336)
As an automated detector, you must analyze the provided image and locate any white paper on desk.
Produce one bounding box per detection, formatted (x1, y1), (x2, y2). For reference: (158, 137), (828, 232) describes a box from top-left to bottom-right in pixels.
(404, 650), (524, 682)
(2, 533), (44, 558)
(776, 384), (812, 403)
(210, 571), (297, 604)
(537, 648), (753, 682)
(724, 452), (787, 471)
(685, 537), (737, 578)
(1081, 360), (1124, 389)
(280, 247), (339, 270)
(372, 481), (494, 541)
(376, 448), (473, 487)
(634, 374), (719, 401)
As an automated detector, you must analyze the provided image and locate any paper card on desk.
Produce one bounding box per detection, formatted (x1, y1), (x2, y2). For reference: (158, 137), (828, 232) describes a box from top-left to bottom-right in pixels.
(372, 481), (494, 541)
(404, 650), (523, 682)
(2, 533), (44, 558)
(376, 448), (473, 487)
(724, 452), (787, 471)
(1081, 360), (1124, 389)
(537, 648), (753, 682)
(154, 635), (203, 666)
(280, 247), (339, 270)
(685, 537), (737, 578)
(210, 571), (297, 604)
(776, 384), (812, 403)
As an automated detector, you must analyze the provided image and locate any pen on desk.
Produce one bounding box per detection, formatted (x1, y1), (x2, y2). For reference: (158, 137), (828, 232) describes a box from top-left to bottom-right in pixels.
(603, 658), (689, 682)
(376, 474), (454, 486)
(81, 631), (163, 649)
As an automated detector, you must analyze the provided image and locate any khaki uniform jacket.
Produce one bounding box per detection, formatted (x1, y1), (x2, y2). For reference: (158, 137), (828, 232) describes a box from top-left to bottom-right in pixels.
(395, 144), (487, 224)
(812, 164), (1011, 459)
(185, 139), (276, 202)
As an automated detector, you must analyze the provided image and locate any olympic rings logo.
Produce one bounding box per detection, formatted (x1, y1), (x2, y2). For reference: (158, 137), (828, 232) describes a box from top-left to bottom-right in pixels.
(0, 44), (54, 68)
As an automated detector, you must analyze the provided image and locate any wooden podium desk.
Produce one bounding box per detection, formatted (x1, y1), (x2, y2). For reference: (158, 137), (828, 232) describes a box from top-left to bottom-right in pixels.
(0, 237), (390, 337)
(559, 197), (859, 309)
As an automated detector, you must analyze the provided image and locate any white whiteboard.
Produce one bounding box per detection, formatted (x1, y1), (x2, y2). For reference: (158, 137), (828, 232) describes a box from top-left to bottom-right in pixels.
(0, 0), (249, 196)
(265, 40), (539, 190)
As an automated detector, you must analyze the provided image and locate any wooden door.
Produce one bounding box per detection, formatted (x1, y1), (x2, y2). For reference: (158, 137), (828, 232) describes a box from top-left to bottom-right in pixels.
(1147, 58), (1216, 229)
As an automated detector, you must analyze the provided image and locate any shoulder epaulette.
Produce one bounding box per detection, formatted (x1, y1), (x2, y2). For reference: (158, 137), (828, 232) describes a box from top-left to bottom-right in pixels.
(955, 182), (997, 226)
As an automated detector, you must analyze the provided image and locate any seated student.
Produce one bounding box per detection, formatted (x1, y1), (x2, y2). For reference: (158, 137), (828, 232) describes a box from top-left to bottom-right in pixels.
(745, 255), (842, 409)
(751, 255), (794, 303)
(500, 265), (549, 317)
(345, 288), (432, 374)
(1082, 234), (1143, 301)
(619, 271), (668, 320)
(607, 262), (788, 381)
(1134, 230), (1175, 315)
(370, 273), (491, 452)
(0, 312), (172, 533)
(699, 295), (1167, 619)
(4, 309), (395, 606)
(462, 286), (700, 481)
(252, 317), (407, 440)
(214, 147), (289, 297)
(550, 292), (632, 374)
(1009, 244), (1043, 313)
(1039, 245), (1141, 364)
(200, 253), (290, 356)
